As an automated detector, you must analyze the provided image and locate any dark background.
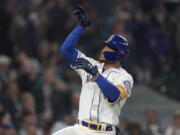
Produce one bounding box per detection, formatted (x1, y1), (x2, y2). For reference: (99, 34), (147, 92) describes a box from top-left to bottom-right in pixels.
(0, 0), (180, 135)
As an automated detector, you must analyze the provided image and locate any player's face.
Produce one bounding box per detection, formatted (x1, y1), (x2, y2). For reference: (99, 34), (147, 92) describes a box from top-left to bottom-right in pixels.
(99, 46), (114, 62)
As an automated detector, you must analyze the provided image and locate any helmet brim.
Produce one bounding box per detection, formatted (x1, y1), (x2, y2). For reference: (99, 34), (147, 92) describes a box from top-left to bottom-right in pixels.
(101, 40), (117, 51)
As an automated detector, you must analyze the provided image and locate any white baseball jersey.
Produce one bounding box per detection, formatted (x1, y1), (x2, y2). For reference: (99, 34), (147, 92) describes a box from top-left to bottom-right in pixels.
(72, 50), (134, 126)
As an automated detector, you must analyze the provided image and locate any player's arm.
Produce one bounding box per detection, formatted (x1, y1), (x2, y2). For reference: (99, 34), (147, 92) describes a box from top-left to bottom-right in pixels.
(60, 25), (85, 65)
(95, 75), (128, 103)
(60, 6), (91, 66)
(75, 58), (128, 103)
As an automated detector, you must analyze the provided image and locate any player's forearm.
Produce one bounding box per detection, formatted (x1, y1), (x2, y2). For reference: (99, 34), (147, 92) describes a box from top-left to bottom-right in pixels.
(60, 25), (85, 65)
(95, 75), (120, 103)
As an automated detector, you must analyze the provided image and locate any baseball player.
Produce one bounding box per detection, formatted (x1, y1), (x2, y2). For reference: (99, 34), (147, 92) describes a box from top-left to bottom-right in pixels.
(53, 6), (133, 135)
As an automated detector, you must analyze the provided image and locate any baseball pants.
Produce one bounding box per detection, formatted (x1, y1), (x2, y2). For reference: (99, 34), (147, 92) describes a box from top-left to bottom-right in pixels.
(52, 124), (119, 135)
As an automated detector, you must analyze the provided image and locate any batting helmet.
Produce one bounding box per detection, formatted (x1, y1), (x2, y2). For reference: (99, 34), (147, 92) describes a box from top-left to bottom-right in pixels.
(103, 34), (131, 63)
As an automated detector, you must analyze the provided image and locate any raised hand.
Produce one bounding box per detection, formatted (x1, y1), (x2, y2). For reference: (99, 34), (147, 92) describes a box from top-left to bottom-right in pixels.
(73, 5), (91, 27)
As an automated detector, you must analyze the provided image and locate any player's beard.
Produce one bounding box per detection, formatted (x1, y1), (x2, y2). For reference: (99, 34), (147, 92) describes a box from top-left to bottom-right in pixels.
(98, 52), (106, 62)
(99, 57), (106, 63)
(98, 52), (118, 64)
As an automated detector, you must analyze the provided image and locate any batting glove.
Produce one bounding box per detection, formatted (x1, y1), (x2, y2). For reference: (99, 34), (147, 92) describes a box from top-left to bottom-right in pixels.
(75, 58), (98, 76)
(73, 5), (91, 27)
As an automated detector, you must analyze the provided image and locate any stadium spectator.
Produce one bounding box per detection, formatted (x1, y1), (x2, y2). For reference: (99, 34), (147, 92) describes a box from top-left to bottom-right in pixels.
(0, 55), (11, 84)
(39, 107), (53, 135)
(37, 40), (51, 69)
(1, 83), (21, 123)
(128, 122), (145, 135)
(118, 118), (129, 135)
(21, 92), (36, 113)
(71, 90), (80, 118)
(0, 111), (17, 134)
(0, 122), (17, 135)
(0, 111), (12, 125)
(16, 52), (40, 93)
(165, 110), (180, 135)
(144, 109), (163, 135)
(19, 111), (42, 135)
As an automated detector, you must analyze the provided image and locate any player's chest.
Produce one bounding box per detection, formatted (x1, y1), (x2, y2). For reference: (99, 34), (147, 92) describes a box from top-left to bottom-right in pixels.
(83, 69), (116, 92)
(85, 67), (117, 83)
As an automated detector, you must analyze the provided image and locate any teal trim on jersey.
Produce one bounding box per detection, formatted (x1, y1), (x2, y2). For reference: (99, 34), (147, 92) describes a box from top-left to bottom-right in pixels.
(106, 71), (117, 79)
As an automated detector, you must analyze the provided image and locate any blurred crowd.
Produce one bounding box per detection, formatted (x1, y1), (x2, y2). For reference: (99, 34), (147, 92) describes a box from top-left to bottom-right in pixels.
(0, 0), (180, 135)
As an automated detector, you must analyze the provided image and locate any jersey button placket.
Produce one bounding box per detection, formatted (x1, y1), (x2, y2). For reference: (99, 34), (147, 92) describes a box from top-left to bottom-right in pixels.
(93, 105), (97, 111)
(92, 91), (99, 121)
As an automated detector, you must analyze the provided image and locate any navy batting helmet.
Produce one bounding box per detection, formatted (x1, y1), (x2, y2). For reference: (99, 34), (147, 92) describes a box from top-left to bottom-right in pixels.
(103, 34), (131, 63)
